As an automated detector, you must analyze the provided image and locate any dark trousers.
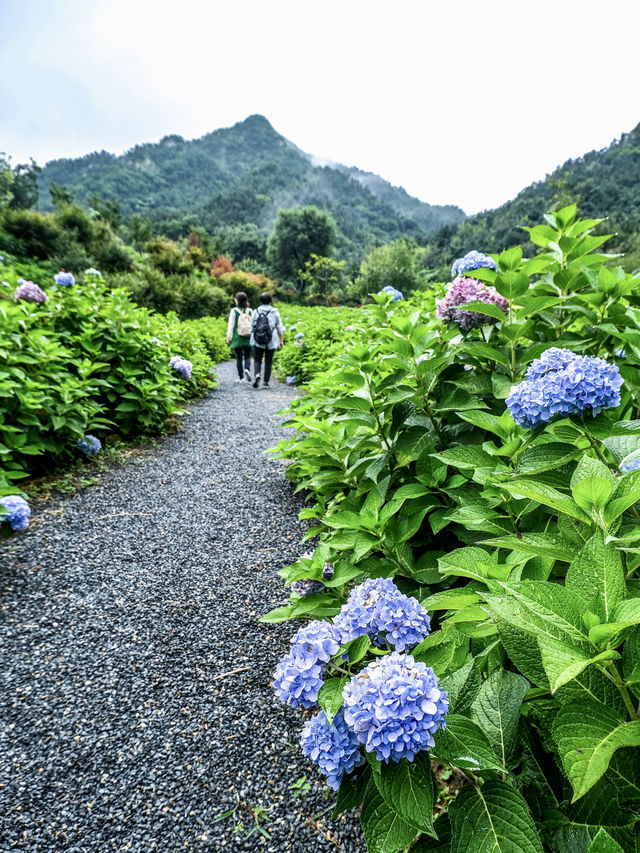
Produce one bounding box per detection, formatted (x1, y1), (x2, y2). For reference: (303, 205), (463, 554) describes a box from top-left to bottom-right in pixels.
(234, 346), (252, 379)
(254, 347), (274, 383)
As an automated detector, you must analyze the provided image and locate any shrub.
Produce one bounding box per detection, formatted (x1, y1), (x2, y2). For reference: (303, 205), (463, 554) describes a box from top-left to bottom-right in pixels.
(265, 206), (640, 851)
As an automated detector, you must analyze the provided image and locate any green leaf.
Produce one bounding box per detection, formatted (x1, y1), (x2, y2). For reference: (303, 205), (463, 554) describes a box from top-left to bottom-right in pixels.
(589, 598), (640, 645)
(470, 669), (529, 768)
(483, 581), (591, 650)
(565, 532), (627, 621)
(499, 480), (590, 522)
(420, 589), (481, 611)
(586, 828), (626, 853)
(360, 778), (418, 853)
(554, 699), (640, 801)
(494, 270), (530, 301)
(432, 714), (504, 771)
(440, 659), (481, 713)
(344, 634), (371, 665)
(515, 443), (582, 475)
(317, 677), (347, 725)
(435, 446), (495, 470)
(409, 815), (452, 852)
(481, 532), (576, 563)
(456, 300), (508, 322)
(449, 782), (543, 853)
(374, 752), (436, 835)
(572, 476), (614, 514)
(332, 763), (371, 817)
(538, 635), (620, 692)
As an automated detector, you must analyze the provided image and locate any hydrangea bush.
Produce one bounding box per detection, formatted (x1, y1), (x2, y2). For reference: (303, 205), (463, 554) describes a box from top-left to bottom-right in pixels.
(436, 276), (508, 330)
(77, 434), (102, 456)
(267, 207), (640, 851)
(0, 495), (31, 531)
(54, 270), (75, 286)
(14, 280), (48, 303)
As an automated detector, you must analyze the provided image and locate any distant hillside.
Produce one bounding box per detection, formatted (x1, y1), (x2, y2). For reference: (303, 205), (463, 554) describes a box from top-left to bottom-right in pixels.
(37, 115), (466, 260)
(422, 122), (640, 275)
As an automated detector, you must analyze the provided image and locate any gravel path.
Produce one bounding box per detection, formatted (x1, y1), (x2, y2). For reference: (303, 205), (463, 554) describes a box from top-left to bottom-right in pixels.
(0, 362), (365, 853)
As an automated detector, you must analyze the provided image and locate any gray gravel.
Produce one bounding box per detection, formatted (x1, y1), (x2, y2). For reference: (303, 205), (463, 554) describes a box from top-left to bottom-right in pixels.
(0, 361), (365, 853)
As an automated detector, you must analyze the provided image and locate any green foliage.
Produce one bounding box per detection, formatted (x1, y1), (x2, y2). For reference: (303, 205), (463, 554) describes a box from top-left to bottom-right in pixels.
(268, 207), (640, 851)
(353, 238), (428, 300)
(0, 266), (226, 489)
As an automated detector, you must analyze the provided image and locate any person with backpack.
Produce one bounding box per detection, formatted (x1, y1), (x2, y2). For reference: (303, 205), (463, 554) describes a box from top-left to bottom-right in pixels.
(250, 292), (284, 389)
(226, 292), (253, 383)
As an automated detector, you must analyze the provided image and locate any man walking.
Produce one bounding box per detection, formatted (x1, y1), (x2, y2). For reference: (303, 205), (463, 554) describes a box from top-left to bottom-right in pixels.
(250, 292), (284, 389)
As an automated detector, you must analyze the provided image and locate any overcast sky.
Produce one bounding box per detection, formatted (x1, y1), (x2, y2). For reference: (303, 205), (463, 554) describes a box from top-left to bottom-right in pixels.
(1, 0), (640, 215)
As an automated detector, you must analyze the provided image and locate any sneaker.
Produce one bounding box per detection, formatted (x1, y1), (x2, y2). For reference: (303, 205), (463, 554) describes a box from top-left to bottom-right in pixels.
(263, 382), (270, 388)
(244, 368), (251, 382)
(253, 374), (261, 388)
(234, 378), (242, 384)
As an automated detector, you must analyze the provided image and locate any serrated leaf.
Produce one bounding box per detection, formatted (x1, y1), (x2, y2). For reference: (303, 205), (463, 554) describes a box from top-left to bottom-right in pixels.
(456, 300), (508, 322)
(432, 714), (504, 771)
(538, 635), (620, 692)
(360, 779), (418, 853)
(553, 699), (640, 800)
(565, 532), (627, 621)
(481, 532), (575, 563)
(470, 669), (529, 768)
(515, 443), (582, 475)
(587, 828), (626, 853)
(435, 446), (495, 470)
(374, 752), (436, 835)
(500, 480), (590, 522)
(572, 476), (614, 513)
(449, 782), (543, 853)
(440, 659), (481, 713)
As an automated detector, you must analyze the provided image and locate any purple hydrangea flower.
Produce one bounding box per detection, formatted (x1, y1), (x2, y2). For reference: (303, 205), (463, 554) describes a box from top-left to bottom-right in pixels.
(290, 579), (325, 597)
(506, 348), (623, 429)
(343, 651), (448, 762)
(621, 458), (640, 473)
(54, 271), (75, 286)
(77, 435), (102, 456)
(334, 577), (430, 652)
(381, 285), (403, 301)
(345, 325), (355, 332)
(14, 281), (48, 303)
(170, 356), (192, 380)
(286, 376), (296, 385)
(437, 277), (508, 330)
(0, 495), (31, 531)
(300, 709), (364, 790)
(451, 250), (498, 278)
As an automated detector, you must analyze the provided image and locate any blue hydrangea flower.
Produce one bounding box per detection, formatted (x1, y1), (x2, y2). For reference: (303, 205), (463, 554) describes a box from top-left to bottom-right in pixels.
(0, 495), (31, 531)
(334, 577), (430, 652)
(295, 332), (305, 340)
(273, 650), (325, 708)
(300, 709), (364, 790)
(289, 325), (298, 332)
(381, 285), (403, 301)
(84, 268), (102, 277)
(170, 356), (193, 380)
(273, 620), (342, 708)
(417, 353), (430, 364)
(54, 271), (75, 286)
(77, 435), (102, 456)
(451, 251), (497, 277)
(506, 348), (623, 429)
(343, 651), (448, 762)
(620, 458), (640, 473)
(286, 376), (296, 385)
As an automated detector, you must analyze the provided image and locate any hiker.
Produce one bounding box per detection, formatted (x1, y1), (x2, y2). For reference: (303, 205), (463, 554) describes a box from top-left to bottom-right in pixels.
(226, 292), (253, 383)
(250, 292), (284, 389)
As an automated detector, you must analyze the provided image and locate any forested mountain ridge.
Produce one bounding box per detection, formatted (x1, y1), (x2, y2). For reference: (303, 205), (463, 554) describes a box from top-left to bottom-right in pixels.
(37, 115), (465, 258)
(423, 122), (640, 274)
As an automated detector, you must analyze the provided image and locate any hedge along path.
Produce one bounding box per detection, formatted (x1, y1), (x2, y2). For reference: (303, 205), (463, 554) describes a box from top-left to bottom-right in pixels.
(0, 360), (365, 853)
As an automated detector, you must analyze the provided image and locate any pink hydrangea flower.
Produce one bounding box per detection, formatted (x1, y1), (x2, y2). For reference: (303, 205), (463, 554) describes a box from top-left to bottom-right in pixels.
(436, 276), (508, 331)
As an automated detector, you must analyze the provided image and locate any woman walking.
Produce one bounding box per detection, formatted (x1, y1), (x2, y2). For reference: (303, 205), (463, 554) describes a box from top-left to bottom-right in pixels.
(226, 292), (253, 383)
(250, 292), (284, 389)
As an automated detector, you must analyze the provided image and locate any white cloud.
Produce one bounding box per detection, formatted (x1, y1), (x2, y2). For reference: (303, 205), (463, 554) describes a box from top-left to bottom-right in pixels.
(1, 0), (639, 213)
